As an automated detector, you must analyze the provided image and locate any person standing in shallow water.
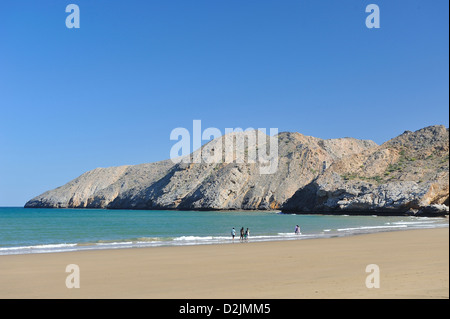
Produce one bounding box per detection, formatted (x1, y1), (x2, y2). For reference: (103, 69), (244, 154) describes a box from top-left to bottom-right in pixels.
(245, 228), (250, 242)
(240, 227), (245, 242)
(231, 227), (236, 242)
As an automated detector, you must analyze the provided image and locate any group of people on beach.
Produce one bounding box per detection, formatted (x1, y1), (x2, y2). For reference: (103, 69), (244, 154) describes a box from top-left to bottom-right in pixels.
(231, 227), (250, 242)
(231, 225), (301, 242)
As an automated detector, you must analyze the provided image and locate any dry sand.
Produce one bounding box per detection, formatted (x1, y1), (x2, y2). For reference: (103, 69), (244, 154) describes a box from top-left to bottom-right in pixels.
(0, 228), (448, 299)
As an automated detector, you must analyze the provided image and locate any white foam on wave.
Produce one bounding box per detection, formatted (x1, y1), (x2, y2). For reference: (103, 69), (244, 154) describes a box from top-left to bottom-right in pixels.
(95, 241), (134, 246)
(277, 232), (299, 236)
(0, 243), (79, 255)
(174, 236), (214, 241)
(391, 220), (440, 225)
(0, 243), (77, 251)
(337, 225), (407, 232)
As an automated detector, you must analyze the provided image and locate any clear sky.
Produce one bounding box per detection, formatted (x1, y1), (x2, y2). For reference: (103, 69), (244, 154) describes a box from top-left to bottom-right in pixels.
(0, 0), (448, 206)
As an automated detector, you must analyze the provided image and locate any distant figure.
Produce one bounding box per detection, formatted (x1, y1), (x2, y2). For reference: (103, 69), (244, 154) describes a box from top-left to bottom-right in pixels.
(245, 228), (250, 242)
(295, 225), (301, 235)
(240, 227), (245, 242)
(231, 228), (236, 242)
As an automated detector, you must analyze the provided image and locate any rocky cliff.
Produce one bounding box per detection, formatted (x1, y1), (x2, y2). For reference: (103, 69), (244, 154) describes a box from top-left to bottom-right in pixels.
(282, 125), (449, 216)
(25, 125), (449, 216)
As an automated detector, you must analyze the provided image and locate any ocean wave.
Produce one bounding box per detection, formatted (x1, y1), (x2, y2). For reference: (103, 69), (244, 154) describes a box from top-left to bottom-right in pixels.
(174, 236), (214, 241)
(390, 220), (441, 225)
(0, 243), (78, 254)
(337, 225), (408, 232)
(136, 237), (163, 242)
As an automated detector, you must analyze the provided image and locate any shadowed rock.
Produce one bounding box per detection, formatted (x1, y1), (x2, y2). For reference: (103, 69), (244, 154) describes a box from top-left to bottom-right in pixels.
(282, 126), (449, 216)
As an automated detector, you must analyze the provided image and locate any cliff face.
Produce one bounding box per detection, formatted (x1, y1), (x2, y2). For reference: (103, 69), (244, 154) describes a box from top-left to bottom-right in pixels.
(25, 125), (449, 216)
(282, 125), (449, 216)
(25, 131), (376, 211)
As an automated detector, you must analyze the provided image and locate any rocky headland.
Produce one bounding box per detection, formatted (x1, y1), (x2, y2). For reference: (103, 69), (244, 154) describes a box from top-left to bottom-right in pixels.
(25, 125), (449, 216)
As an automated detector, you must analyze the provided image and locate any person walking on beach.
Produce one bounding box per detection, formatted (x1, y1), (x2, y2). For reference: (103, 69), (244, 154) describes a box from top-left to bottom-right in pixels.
(231, 227), (236, 242)
(240, 227), (245, 242)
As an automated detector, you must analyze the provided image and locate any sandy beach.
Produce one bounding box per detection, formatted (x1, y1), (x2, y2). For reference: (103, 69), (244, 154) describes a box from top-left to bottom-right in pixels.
(0, 228), (448, 299)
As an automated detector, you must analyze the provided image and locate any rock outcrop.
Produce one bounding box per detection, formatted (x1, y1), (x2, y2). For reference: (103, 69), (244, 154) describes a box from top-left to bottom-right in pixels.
(25, 130), (376, 211)
(25, 125), (449, 216)
(282, 125), (449, 216)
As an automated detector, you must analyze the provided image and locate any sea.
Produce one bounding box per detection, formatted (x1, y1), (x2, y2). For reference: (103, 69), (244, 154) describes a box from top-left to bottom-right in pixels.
(0, 207), (448, 255)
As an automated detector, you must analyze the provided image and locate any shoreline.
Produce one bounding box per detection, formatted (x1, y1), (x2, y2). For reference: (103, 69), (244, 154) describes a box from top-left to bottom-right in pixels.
(1, 222), (448, 256)
(21, 205), (450, 217)
(0, 227), (448, 299)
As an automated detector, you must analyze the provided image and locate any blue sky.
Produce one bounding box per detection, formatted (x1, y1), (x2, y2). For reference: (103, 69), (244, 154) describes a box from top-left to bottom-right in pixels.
(0, 0), (448, 206)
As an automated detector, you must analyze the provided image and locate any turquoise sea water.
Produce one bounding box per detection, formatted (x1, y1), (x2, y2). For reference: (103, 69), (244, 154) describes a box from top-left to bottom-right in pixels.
(0, 207), (448, 255)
